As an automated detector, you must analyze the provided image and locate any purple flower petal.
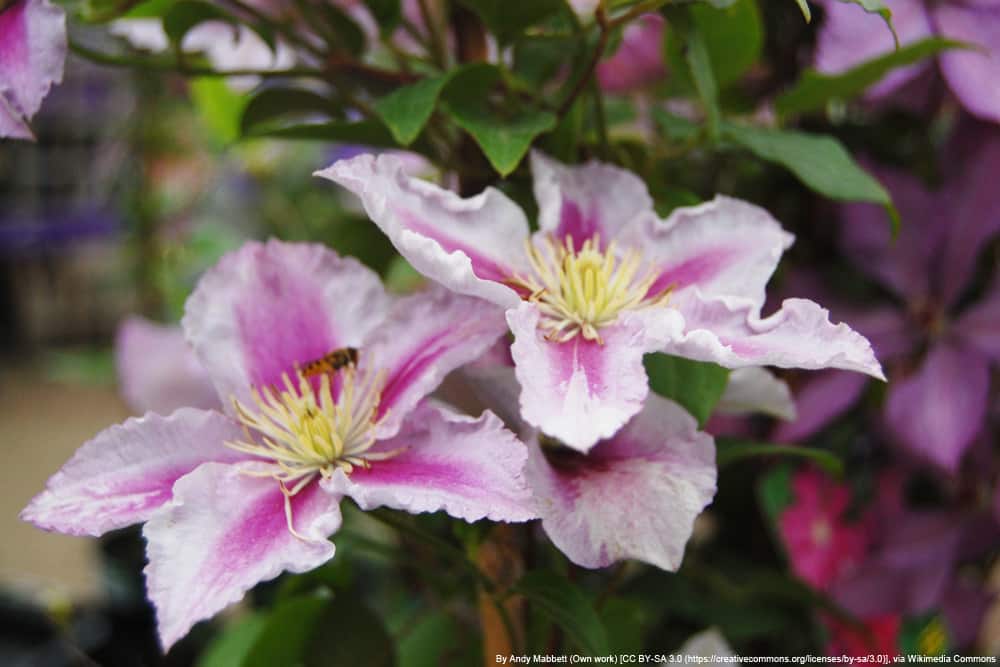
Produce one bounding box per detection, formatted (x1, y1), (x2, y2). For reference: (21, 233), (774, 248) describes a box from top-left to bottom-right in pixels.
(115, 316), (221, 415)
(773, 370), (869, 443)
(814, 0), (933, 98)
(144, 462), (341, 650)
(838, 163), (945, 301)
(323, 404), (535, 522)
(20, 409), (247, 537)
(934, 3), (1000, 123)
(316, 154), (530, 307)
(654, 292), (885, 379)
(530, 151), (655, 250)
(621, 195), (793, 305)
(508, 302), (654, 452)
(885, 341), (990, 471)
(182, 240), (390, 408)
(0, 0), (66, 140)
(938, 126), (1000, 305)
(956, 279), (1000, 361)
(362, 288), (507, 437)
(526, 394), (716, 570)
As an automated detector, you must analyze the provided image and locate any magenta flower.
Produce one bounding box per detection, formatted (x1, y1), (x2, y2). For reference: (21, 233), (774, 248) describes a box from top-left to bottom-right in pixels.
(0, 0), (66, 140)
(22, 239), (534, 649)
(318, 152), (883, 452)
(115, 316), (221, 415)
(597, 13), (667, 93)
(467, 365), (716, 570)
(814, 0), (1000, 122)
(777, 469), (870, 590)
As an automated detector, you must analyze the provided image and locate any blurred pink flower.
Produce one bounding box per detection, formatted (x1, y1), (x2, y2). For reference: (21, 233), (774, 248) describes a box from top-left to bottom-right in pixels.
(22, 239), (533, 649)
(0, 0), (66, 140)
(597, 14), (667, 93)
(778, 469), (870, 590)
(825, 614), (901, 657)
(815, 0), (1000, 122)
(320, 151), (883, 453)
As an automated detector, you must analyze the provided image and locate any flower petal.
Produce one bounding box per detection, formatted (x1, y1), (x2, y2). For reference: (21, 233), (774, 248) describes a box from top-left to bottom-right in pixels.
(650, 292), (885, 379)
(622, 195), (794, 306)
(716, 367), (796, 421)
(362, 288), (507, 437)
(115, 316), (221, 414)
(508, 302), (656, 452)
(144, 462), (341, 650)
(772, 370), (869, 443)
(935, 3), (1000, 123)
(885, 342), (989, 471)
(813, 0), (933, 97)
(530, 151), (655, 249)
(526, 394), (716, 570)
(182, 239), (390, 407)
(316, 153), (529, 307)
(324, 404), (534, 523)
(956, 281), (1000, 361)
(20, 409), (247, 537)
(0, 0), (66, 140)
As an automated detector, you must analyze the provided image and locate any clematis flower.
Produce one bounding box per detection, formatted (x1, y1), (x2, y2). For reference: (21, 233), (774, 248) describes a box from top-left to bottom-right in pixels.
(774, 123), (1000, 469)
(319, 152), (883, 452)
(466, 365), (715, 571)
(596, 13), (667, 93)
(22, 239), (534, 649)
(777, 468), (870, 590)
(115, 316), (221, 415)
(0, 0), (66, 140)
(814, 0), (1000, 122)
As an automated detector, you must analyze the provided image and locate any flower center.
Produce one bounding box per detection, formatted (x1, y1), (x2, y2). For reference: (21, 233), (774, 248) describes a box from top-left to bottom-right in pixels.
(226, 362), (398, 538)
(512, 234), (671, 343)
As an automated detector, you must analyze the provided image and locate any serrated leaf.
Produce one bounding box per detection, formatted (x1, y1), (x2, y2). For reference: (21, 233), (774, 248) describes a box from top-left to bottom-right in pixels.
(643, 353), (729, 427)
(721, 122), (896, 227)
(240, 88), (339, 137)
(775, 37), (967, 117)
(374, 75), (449, 145)
(456, 0), (563, 44)
(512, 571), (608, 657)
(718, 438), (844, 476)
(441, 64), (556, 176)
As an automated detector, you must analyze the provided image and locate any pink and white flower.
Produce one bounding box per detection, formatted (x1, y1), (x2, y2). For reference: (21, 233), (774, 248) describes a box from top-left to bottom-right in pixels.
(467, 366), (716, 571)
(319, 152), (884, 452)
(22, 239), (533, 650)
(0, 0), (66, 140)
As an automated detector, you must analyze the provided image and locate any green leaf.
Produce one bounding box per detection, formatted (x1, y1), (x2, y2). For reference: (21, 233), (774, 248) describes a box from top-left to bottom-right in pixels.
(441, 64), (557, 176)
(600, 598), (649, 654)
(363, 0), (402, 35)
(240, 88), (339, 137)
(162, 0), (232, 45)
(643, 353), (730, 427)
(197, 614), (267, 667)
(249, 118), (398, 147)
(838, 0), (897, 46)
(775, 37), (967, 117)
(456, 0), (563, 44)
(374, 75), (449, 145)
(899, 612), (950, 656)
(189, 77), (247, 145)
(664, 0), (763, 92)
(652, 108), (699, 143)
(757, 463), (794, 523)
(717, 438), (844, 476)
(721, 122), (896, 223)
(792, 0), (810, 21)
(677, 11), (720, 142)
(122, 0), (176, 19)
(241, 595), (329, 667)
(398, 611), (475, 667)
(512, 571), (608, 657)
(311, 2), (366, 55)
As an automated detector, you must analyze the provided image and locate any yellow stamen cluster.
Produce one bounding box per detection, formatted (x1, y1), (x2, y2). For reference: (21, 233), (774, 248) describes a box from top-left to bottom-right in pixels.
(513, 234), (671, 343)
(227, 367), (397, 539)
